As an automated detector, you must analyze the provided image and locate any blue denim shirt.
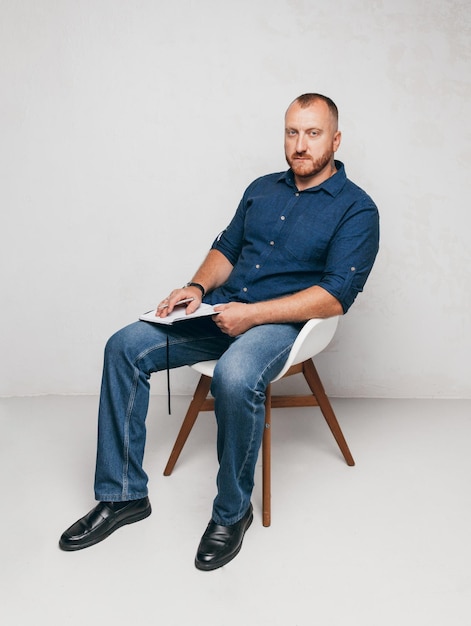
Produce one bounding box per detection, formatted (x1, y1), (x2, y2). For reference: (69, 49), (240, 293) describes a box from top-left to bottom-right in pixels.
(205, 161), (379, 313)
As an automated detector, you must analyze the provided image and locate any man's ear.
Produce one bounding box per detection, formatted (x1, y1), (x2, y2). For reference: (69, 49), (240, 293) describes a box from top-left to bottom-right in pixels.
(333, 130), (342, 152)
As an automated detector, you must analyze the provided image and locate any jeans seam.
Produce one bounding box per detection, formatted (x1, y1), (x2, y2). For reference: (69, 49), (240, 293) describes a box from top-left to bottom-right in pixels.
(122, 365), (140, 499)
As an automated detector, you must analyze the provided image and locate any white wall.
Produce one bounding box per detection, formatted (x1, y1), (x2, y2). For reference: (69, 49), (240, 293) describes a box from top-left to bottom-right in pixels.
(1, 0), (470, 399)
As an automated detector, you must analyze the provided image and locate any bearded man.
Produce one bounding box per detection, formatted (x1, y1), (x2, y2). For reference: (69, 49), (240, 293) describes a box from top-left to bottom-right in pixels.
(59, 93), (379, 571)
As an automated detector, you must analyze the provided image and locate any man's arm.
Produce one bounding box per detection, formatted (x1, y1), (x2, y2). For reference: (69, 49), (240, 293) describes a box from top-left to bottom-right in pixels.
(158, 250), (233, 317)
(189, 249), (235, 296)
(213, 285), (342, 337)
(158, 248), (342, 332)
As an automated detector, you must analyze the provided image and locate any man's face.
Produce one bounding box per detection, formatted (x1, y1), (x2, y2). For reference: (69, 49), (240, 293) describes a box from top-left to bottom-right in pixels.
(284, 100), (341, 190)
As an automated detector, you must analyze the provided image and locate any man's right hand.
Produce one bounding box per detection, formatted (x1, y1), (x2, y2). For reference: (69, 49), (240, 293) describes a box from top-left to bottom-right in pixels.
(156, 287), (203, 318)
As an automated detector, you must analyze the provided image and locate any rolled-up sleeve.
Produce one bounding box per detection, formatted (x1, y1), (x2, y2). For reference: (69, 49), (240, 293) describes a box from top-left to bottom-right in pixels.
(211, 198), (247, 266)
(318, 202), (380, 313)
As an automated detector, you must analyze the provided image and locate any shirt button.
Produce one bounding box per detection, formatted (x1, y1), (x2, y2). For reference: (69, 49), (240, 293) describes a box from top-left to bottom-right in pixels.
(242, 287), (248, 292)
(295, 192), (300, 197)
(255, 264), (260, 269)
(280, 216), (286, 221)
(351, 267), (356, 271)
(270, 241), (275, 246)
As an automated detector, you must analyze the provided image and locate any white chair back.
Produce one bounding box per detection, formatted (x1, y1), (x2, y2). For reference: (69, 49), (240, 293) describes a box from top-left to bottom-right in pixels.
(271, 316), (339, 382)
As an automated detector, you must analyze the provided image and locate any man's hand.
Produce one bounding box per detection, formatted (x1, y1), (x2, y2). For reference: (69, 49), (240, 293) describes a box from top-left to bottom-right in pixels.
(212, 302), (257, 337)
(156, 287), (203, 318)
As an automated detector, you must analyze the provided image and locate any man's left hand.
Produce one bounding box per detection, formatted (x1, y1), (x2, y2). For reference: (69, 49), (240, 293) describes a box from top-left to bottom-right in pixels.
(213, 303), (256, 337)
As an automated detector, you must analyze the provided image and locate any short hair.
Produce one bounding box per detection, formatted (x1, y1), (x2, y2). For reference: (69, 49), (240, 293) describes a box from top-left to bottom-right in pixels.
(292, 93), (338, 125)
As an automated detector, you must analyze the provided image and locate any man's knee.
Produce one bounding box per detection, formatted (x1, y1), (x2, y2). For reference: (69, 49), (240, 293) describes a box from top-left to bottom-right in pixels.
(103, 323), (147, 363)
(210, 357), (262, 399)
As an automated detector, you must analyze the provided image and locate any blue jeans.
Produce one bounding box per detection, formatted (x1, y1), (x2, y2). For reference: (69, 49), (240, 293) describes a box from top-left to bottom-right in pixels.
(94, 317), (302, 525)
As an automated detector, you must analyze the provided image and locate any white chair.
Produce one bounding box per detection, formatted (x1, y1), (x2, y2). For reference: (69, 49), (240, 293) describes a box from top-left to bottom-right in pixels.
(163, 316), (354, 526)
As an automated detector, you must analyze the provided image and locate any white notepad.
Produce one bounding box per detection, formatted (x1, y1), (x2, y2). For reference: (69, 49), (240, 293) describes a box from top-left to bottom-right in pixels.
(139, 302), (220, 325)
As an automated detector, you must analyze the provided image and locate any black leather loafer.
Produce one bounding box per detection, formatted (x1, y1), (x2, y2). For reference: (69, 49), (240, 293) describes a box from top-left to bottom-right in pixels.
(59, 497), (151, 551)
(195, 503), (253, 571)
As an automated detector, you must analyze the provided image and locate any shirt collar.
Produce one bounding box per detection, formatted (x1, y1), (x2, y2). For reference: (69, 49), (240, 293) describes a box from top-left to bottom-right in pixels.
(278, 160), (347, 197)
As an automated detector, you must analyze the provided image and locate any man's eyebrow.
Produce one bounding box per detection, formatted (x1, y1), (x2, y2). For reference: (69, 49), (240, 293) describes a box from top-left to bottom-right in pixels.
(285, 126), (323, 133)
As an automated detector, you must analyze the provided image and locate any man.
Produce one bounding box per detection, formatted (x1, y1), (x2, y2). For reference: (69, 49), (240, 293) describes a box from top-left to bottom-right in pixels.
(59, 93), (379, 570)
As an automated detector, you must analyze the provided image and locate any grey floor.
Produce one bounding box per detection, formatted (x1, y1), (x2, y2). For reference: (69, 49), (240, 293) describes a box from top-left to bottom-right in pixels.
(1, 394), (470, 626)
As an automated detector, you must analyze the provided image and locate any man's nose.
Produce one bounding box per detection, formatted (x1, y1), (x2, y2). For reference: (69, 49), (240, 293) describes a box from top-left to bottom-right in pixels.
(295, 133), (307, 153)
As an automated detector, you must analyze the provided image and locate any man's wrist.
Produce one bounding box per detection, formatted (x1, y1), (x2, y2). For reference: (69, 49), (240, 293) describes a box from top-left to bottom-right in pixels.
(249, 302), (265, 326)
(185, 282), (206, 297)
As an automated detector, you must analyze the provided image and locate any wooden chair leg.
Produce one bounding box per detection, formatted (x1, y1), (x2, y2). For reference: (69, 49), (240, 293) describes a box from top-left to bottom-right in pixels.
(262, 384), (272, 527)
(302, 359), (355, 466)
(163, 374), (212, 476)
